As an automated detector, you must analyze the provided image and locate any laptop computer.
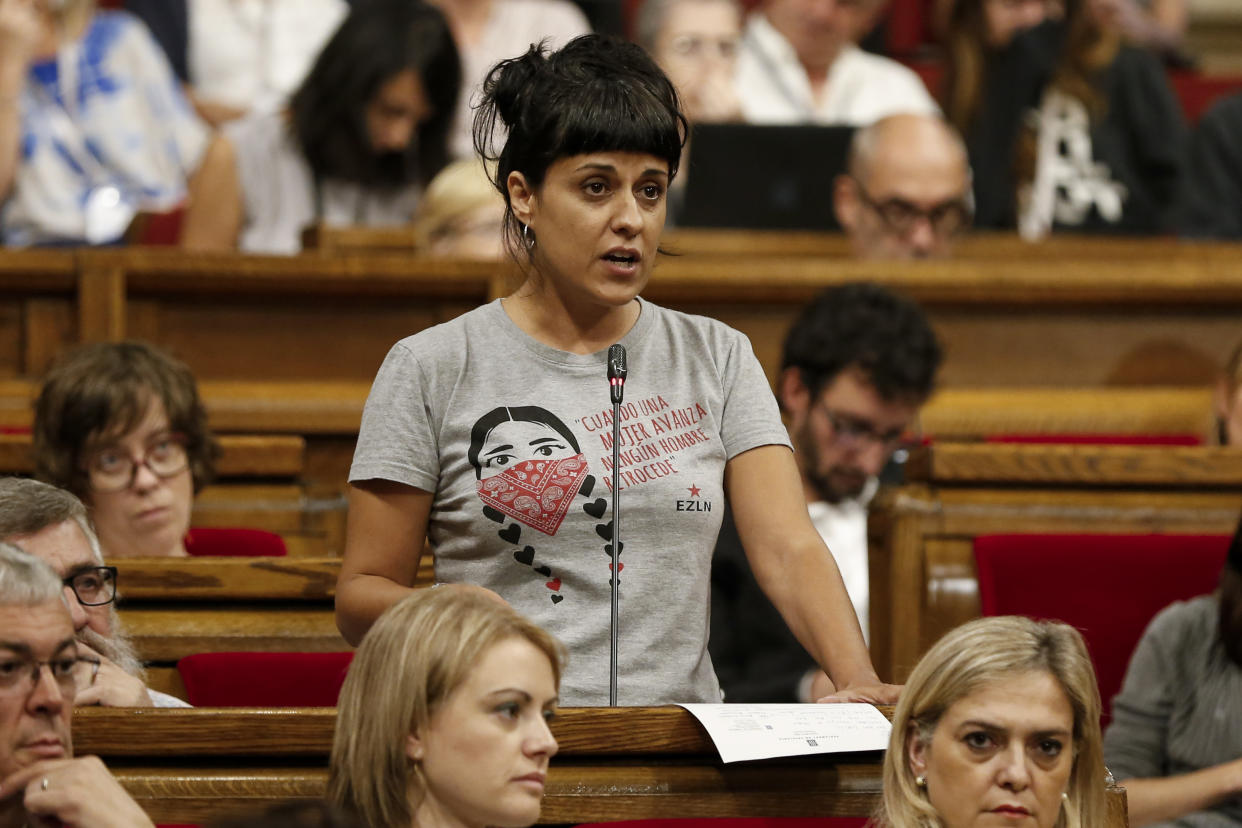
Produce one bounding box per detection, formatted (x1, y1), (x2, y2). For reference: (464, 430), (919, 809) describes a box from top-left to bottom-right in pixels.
(677, 123), (856, 231)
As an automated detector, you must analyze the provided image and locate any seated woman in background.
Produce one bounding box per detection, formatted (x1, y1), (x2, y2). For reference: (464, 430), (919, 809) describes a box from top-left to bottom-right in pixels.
(181, 0), (461, 254)
(33, 341), (219, 558)
(0, 0), (208, 246)
(1102, 515), (1242, 827)
(412, 159), (506, 260)
(875, 615), (1108, 828)
(1016, 0), (1187, 238)
(329, 588), (561, 828)
(635, 0), (743, 126)
(942, 0), (1185, 236)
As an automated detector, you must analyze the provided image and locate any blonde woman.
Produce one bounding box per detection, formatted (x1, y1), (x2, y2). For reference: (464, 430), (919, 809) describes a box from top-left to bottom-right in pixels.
(329, 588), (563, 828)
(876, 616), (1108, 828)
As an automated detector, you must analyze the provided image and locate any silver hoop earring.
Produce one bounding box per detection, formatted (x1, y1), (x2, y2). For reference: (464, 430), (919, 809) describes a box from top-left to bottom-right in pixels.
(522, 223), (535, 250)
(915, 775), (926, 787)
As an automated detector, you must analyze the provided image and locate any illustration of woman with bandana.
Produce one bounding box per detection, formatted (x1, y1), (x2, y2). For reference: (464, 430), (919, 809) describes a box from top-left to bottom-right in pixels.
(468, 406), (592, 537)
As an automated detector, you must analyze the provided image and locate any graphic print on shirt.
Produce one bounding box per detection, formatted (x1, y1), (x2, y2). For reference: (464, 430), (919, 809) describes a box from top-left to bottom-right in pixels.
(469, 405), (593, 605)
(469, 395), (720, 605)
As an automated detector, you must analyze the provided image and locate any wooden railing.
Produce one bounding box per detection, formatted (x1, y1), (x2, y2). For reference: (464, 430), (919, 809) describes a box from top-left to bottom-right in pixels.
(69, 705), (1130, 825)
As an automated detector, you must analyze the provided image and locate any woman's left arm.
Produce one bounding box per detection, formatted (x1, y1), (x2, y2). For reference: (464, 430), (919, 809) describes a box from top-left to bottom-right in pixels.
(725, 443), (899, 703)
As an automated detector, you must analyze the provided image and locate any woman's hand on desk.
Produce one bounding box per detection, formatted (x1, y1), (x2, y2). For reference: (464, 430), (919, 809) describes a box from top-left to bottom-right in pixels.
(817, 681), (902, 705)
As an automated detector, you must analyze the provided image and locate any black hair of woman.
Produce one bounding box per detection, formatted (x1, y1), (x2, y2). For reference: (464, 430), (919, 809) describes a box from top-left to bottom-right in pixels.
(471, 33), (688, 256)
(467, 406), (582, 479)
(290, 0), (461, 188)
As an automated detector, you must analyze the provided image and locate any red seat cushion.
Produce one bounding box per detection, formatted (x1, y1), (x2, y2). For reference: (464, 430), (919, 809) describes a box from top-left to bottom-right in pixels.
(184, 527), (287, 557)
(177, 652), (353, 707)
(974, 533), (1228, 721)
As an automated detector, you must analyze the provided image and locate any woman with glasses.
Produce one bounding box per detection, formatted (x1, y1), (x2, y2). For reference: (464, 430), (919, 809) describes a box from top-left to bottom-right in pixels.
(32, 341), (219, 558)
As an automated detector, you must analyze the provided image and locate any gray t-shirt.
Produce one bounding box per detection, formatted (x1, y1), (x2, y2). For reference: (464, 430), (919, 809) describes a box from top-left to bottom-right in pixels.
(1104, 594), (1242, 827)
(350, 298), (790, 706)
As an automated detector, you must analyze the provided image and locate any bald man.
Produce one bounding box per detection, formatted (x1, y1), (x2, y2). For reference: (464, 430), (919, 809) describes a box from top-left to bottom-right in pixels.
(833, 113), (973, 259)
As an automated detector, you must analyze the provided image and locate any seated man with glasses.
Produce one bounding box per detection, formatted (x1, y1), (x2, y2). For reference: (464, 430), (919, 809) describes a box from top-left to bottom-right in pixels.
(711, 282), (941, 701)
(0, 543), (156, 828)
(833, 113), (973, 259)
(0, 477), (188, 708)
(33, 341), (219, 559)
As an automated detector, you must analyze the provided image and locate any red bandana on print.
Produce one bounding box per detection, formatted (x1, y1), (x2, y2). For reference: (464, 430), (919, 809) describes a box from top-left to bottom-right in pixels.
(477, 454), (589, 535)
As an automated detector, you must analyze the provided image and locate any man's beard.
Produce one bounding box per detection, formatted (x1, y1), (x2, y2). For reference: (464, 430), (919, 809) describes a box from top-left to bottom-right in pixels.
(795, 421), (868, 504)
(79, 608), (146, 681)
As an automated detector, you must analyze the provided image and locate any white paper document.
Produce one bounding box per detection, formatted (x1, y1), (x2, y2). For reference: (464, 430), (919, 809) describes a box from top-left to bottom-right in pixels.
(679, 703), (892, 763)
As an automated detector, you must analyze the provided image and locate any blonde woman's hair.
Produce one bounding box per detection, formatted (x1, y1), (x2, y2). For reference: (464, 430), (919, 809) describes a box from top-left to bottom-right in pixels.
(412, 159), (503, 253)
(875, 616), (1106, 828)
(327, 588), (565, 828)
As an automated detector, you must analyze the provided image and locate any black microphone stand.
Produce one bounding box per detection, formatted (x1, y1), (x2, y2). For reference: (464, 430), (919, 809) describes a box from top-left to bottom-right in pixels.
(607, 345), (627, 706)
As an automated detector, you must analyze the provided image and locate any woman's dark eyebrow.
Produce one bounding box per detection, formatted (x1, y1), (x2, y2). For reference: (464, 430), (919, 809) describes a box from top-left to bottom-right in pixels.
(527, 437), (562, 446)
(484, 444), (515, 457)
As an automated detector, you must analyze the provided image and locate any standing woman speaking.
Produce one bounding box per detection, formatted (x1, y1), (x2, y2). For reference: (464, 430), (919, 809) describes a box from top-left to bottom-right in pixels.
(337, 34), (894, 707)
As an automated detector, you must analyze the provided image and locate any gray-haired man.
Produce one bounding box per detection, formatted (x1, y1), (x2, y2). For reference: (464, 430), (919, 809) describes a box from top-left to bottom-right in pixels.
(0, 477), (185, 707)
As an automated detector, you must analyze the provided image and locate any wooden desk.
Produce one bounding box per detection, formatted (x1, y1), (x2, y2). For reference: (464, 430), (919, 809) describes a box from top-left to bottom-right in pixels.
(869, 444), (1242, 683)
(70, 706), (1128, 825)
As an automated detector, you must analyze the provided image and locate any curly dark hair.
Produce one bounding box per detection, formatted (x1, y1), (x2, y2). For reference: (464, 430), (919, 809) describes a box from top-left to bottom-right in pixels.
(33, 341), (220, 498)
(781, 282), (942, 404)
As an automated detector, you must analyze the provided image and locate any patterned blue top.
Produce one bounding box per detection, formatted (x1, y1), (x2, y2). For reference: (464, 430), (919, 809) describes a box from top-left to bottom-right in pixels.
(2, 11), (207, 246)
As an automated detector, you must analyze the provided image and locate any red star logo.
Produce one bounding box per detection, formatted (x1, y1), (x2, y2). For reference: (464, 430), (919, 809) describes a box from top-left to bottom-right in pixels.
(687, 484), (701, 497)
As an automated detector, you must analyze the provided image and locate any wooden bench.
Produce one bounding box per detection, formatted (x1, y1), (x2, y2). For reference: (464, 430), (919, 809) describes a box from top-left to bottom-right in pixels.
(5, 245), (1242, 391)
(115, 553), (436, 698)
(868, 443), (1242, 683)
(69, 706), (1130, 825)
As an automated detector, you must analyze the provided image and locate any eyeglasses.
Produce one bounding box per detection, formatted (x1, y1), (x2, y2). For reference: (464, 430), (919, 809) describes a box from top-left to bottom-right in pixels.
(63, 566), (118, 607)
(665, 34), (738, 61)
(0, 653), (101, 696)
(819, 404), (907, 451)
(86, 433), (189, 492)
(852, 178), (973, 238)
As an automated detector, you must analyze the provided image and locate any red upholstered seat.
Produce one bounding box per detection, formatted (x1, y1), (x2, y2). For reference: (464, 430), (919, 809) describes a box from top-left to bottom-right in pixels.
(974, 533), (1228, 721)
(184, 527), (287, 557)
(177, 651), (353, 707)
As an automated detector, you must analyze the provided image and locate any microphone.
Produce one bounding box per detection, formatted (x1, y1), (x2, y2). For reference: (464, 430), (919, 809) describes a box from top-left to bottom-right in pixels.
(608, 344), (627, 404)
(606, 344), (627, 706)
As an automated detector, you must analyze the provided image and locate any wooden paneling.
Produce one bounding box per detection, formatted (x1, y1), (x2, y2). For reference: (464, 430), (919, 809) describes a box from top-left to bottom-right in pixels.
(921, 387), (1214, 439)
(119, 605), (345, 662)
(905, 443), (1242, 486)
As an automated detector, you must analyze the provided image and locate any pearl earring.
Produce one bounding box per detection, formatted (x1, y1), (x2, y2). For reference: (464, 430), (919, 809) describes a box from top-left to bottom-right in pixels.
(916, 775), (926, 787)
